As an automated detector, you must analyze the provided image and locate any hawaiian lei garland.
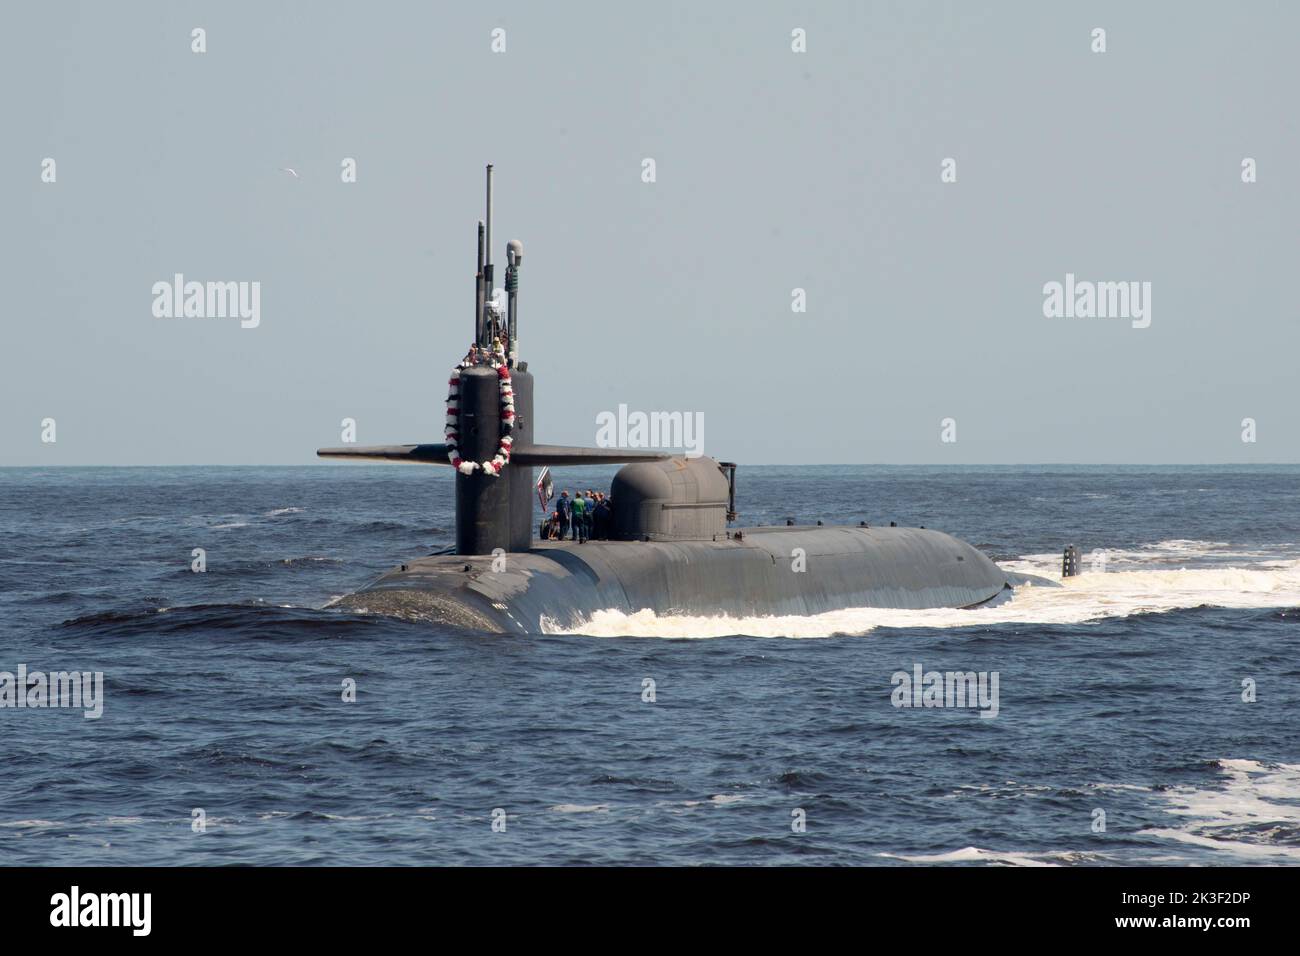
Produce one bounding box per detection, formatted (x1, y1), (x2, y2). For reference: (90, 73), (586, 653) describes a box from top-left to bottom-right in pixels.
(444, 342), (515, 476)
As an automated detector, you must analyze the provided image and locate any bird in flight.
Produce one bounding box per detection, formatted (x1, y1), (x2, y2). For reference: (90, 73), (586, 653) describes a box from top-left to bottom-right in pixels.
(278, 167), (300, 179)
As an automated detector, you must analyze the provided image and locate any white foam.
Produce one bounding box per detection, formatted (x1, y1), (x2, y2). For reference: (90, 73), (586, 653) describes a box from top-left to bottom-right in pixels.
(1139, 828), (1300, 860)
(543, 544), (1300, 638)
(1018, 538), (1295, 570)
(878, 846), (1059, 867)
(1140, 759), (1300, 861)
(0, 819), (62, 828)
(683, 794), (747, 808)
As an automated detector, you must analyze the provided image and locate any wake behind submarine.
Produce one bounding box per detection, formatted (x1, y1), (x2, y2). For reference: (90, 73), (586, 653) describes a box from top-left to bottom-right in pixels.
(318, 166), (1026, 634)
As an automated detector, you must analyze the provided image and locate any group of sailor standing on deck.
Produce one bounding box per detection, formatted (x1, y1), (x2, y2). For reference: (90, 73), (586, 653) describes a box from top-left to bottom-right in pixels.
(544, 490), (611, 543)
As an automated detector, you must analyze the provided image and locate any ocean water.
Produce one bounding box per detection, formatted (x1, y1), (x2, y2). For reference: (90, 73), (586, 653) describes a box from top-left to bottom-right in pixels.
(1, 464), (1298, 866)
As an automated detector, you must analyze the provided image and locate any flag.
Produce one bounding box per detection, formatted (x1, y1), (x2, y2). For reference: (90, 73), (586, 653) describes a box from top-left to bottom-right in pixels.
(536, 467), (553, 510)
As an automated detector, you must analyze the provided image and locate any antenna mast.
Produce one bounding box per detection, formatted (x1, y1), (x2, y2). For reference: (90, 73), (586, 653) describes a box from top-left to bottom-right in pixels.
(506, 239), (522, 365)
(474, 220), (485, 347)
(482, 165), (495, 346)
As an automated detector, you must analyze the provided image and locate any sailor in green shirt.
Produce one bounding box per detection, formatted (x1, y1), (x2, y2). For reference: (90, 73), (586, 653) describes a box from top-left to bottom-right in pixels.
(571, 493), (587, 542)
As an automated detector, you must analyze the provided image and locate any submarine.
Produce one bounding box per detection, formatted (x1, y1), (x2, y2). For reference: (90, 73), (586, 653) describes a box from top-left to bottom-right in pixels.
(318, 166), (1023, 634)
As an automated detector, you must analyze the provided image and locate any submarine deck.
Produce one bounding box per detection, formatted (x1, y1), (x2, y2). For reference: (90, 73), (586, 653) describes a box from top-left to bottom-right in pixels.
(334, 525), (1013, 633)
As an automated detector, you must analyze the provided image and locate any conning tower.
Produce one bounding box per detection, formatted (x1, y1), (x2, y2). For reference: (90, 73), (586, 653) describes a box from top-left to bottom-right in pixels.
(317, 165), (670, 554)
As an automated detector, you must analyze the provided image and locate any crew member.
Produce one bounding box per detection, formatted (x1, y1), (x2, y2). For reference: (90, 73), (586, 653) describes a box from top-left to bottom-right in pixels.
(571, 492), (587, 543)
(557, 491), (571, 541)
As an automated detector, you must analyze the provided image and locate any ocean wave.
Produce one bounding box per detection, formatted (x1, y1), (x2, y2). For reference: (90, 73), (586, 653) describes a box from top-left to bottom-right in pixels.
(877, 846), (1060, 866)
(1138, 759), (1300, 861)
(351, 520), (416, 533)
(1014, 539), (1294, 571)
(0, 819), (63, 829)
(13, 590), (83, 606)
(549, 804), (612, 814)
(682, 794), (746, 807)
(60, 602), (381, 638)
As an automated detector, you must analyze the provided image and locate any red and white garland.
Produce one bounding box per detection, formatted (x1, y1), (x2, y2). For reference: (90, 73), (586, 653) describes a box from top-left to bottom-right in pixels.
(444, 344), (515, 476)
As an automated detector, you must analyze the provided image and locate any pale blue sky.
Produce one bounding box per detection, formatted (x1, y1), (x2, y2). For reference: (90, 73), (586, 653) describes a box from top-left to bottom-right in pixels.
(3, 1), (1296, 464)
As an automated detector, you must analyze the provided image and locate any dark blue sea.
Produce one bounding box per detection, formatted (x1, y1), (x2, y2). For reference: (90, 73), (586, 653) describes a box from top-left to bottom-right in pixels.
(2, 465), (1298, 866)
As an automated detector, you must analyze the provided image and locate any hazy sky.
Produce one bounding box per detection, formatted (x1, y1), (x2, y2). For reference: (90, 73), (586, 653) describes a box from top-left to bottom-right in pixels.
(3, 1), (1297, 465)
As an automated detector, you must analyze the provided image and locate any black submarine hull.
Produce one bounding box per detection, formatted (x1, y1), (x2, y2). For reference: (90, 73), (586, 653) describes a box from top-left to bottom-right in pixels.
(318, 167), (1036, 633)
(331, 525), (1013, 634)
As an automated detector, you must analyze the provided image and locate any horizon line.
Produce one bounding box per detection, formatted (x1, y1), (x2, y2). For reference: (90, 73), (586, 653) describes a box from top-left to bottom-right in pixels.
(2, 461), (1296, 469)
